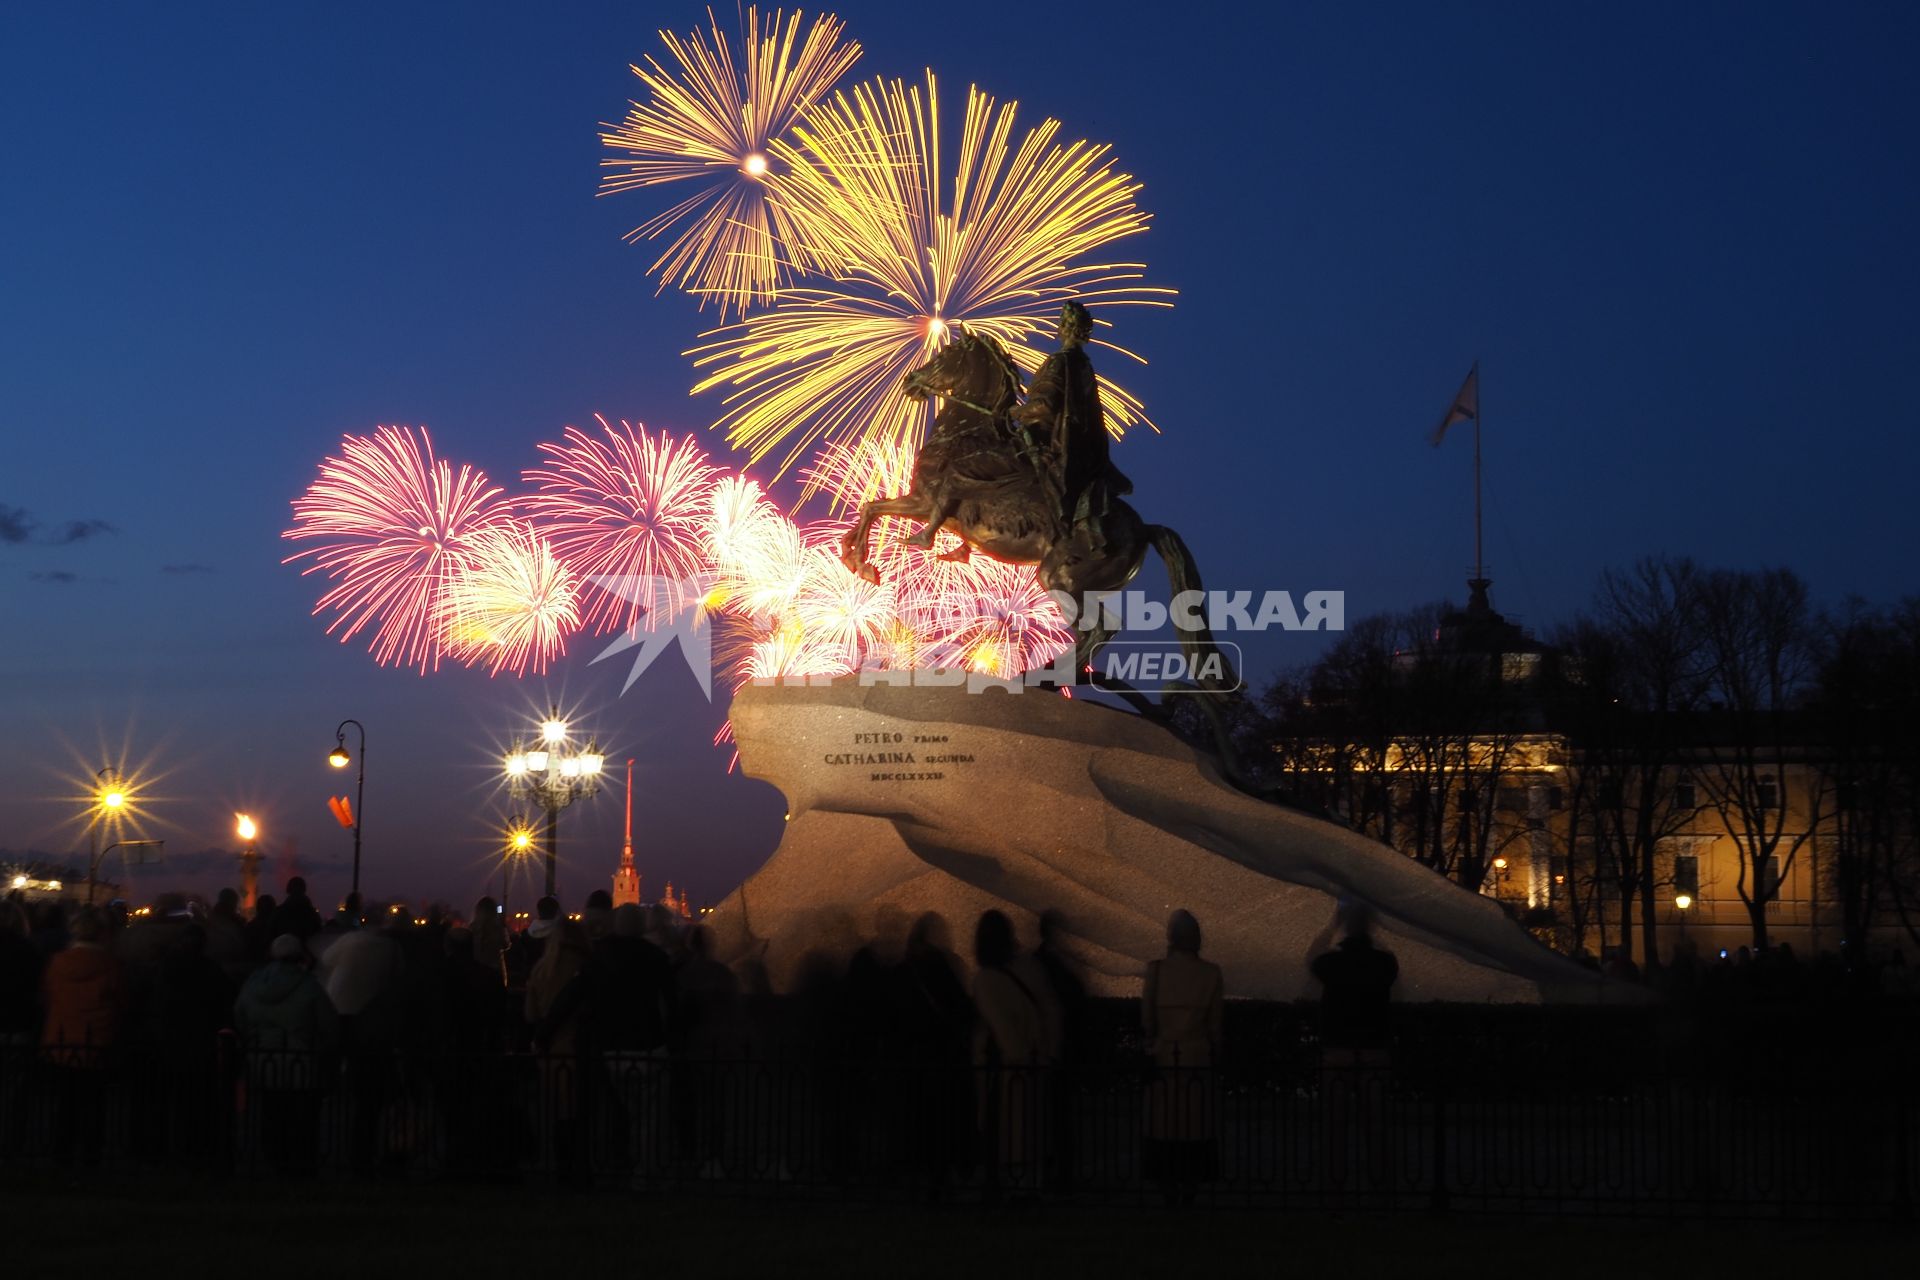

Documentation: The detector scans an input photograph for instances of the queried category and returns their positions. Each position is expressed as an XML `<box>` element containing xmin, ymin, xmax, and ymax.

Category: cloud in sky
<box><xmin>0</xmin><ymin>505</ymin><xmax>34</xmax><ymax>544</ymax></box>
<box><xmin>48</xmin><ymin>518</ymin><xmax>116</xmax><ymax>544</ymax></box>
<box><xmin>0</xmin><ymin>504</ymin><xmax>118</xmax><ymax>546</ymax></box>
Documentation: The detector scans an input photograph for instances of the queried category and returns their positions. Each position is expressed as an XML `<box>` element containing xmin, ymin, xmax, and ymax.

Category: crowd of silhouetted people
<box><xmin>8</xmin><ymin>875</ymin><xmax>1912</xmax><ymax>1198</ymax></box>
<box><xmin>6</xmin><ymin>878</ymin><xmax>1359</xmax><ymax>1198</ymax></box>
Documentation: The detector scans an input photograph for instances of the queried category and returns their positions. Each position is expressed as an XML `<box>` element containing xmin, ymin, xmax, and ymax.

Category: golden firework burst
<box><xmin>599</xmin><ymin>7</ymin><xmax>861</xmax><ymax>315</ymax></box>
<box><xmin>687</xmin><ymin>71</ymin><xmax>1174</xmax><ymax>490</ymax></box>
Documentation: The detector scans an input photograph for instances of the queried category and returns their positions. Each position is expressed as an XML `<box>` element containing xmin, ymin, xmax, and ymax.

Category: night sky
<box><xmin>3</xmin><ymin>2</ymin><xmax>1915</xmax><ymax>908</ymax></box>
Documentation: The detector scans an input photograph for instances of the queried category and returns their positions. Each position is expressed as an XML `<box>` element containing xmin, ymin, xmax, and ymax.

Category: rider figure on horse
<box><xmin>1013</xmin><ymin>300</ymin><xmax>1133</xmax><ymax>549</ymax></box>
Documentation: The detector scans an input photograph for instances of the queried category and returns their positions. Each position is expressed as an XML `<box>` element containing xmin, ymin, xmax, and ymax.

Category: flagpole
<box><xmin>1473</xmin><ymin>360</ymin><xmax>1483</xmax><ymax>584</ymax></box>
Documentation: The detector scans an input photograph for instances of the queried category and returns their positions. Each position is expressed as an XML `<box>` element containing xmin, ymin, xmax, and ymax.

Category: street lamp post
<box><xmin>88</xmin><ymin>767</ymin><xmax>129</xmax><ymax>906</ymax></box>
<box><xmin>504</xmin><ymin>710</ymin><xmax>603</xmax><ymax>900</ymax></box>
<box><xmin>329</xmin><ymin>720</ymin><xmax>366</xmax><ymax>896</ymax></box>
<box><xmin>89</xmin><ymin>840</ymin><xmax>163</xmax><ymax>904</ymax></box>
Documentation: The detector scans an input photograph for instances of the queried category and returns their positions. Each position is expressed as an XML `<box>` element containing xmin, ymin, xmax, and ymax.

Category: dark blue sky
<box><xmin>3</xmin><ymin>2</ymin><xmax>1915</xmax><ymax>906</ymax></box>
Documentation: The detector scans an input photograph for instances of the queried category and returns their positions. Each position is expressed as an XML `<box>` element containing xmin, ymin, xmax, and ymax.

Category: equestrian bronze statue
<box><xmin>838</xmin><ymin>302</ymin><xmax>1236</xmax><ymax>700</ymax></box>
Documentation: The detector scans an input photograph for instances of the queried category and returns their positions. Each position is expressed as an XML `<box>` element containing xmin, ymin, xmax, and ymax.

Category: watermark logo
<box><xmin>587</xmin><ymin>574</ymin><xmax>717</xmax><ymax>698</ymax></box>
<box><xmin>587</xmin><ymin>576</ymin><xmax>1337</xmax><ymax>701</ymax></box>
<box><xmin>1050</xmin><ymin>589</ymin><xmax>1344</xmax><ymax>634</ymax></box>
<box><xmin>1094</xmin><ymin>640</ymin><xmax>1244</xmax><ymax>690</ymax></box>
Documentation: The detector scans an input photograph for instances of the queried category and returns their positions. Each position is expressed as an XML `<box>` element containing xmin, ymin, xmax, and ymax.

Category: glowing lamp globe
<box><xmin>235</xmin><ymin>813</ymin><xmax>257</xmax><ymax>842</ymax></box>
<box><xmin>328</xmin><ymin>746</ymin><xmax>351</xmax><ymax>769</ymax></box>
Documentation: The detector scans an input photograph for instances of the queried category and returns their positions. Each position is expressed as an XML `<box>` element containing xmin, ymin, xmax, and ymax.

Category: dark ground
<box><xmin>0</xmin><ymin>1176</ymin><xmax>1910</xmax><ymax>1279</ymax></box>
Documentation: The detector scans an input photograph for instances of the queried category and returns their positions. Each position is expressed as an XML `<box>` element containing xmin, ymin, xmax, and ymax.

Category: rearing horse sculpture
<box><xmin>839</xmin><ymin>329</ymin><xmax>1236</xmax><ymax>698</ymax></box>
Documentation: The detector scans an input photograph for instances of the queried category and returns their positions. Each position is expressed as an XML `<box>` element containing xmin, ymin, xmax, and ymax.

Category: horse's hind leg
<box><xmin>904</xmin><ymin>484</ymin><xmax>955</xmax><ymax>551</ymax></box>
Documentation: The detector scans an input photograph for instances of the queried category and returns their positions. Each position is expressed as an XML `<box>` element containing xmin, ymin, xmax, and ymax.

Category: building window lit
<box><xmin>1500</xmin><ymin>652</ymin><xmax>1539</xmax><ymax>682</ymax></box>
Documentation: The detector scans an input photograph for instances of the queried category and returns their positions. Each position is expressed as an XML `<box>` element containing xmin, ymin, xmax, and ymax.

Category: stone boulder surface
<box><xmin>708</xmin><ymin>678</ymin><xmax>1615</xmax><ymax>1003</ymax></box>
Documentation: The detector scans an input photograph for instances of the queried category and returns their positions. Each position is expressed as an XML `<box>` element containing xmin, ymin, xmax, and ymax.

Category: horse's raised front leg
<box><xmin>839</xmin><ymin>506</ymin><xmax>879</xmax><ymax>581</ymax></box>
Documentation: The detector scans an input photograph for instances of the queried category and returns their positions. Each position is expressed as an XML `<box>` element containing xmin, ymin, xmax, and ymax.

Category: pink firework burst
<box><xmin>283</xmin><ymin>425</ymin><xmax>512</xmax><ymax>671</ymax></box>
<box><xmin>522</xmin><ymin>415</ymin><xmax>722</xmax><ymax>634</ymax></box>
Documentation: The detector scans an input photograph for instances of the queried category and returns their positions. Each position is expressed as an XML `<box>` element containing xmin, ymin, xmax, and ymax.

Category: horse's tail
<box><xmin>1146</xmin><ymin>524</ymin><xmax>1239</xmax><ymax>695</ymax></box>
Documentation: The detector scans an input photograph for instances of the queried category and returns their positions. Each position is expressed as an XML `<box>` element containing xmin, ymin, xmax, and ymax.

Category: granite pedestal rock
<box><xmin>710</xmin><ymin>678</ymin><xmax>1614</xmax><ymax>1002</ymax></box>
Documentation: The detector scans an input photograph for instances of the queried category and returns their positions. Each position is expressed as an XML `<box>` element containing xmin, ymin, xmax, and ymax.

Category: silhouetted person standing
<box><xmin>971</xmin><ymin>911</ymin><xmax>1051</xmax><ymax>1198</ymax></box>
<box><xmin>151</xmin><ymin>925</ymin><xmax>234</xmax><ymax>1167</ymax></box>
<box><xmin>234</xmin><ymin>934</ymin><xmax>338</xmax><ymax>1176</ymax></box>
<box><xmin>41</xmin><ymin>908</ymin><xmax>124</xmax><ymax>1164</ymax></box>
<box><xmin>204</xmin><ymin>888</ymin><xmax>250</xmax><ymax>984</ymax></box>
<box><xmin>526</xmin><ymin>918</ymin><xmax>595</xmax><ymax>1187</ymax></box>
<box><xmin>244</xmin><ymin>894</ymin><xmax>278</xmax><ymax>965</ymax></box>
<box><xmin>1310</xmin><ymin>902</ymin><xmax>1398</xmax><ymax>1051</ymax></box>
<box><xmin>1308</xmin><ymin>900</ymin><xmax>1398</xmax><ymax>1199</ymax></box>
<box><xmin>1142</xmin><ymin>909</ymin><xmax>1224</xmax><ymax>1205</ymax></box>
<box><xmin>596</xmin><ymin>904</ymin><xmax>675</xmax><ymax>1180</ymax></box>
<box><xmin>269</xmin><ymin>877</ymin><xmax>323</xmax><ymax>944</ymax></box>
<box><xmin>1034</xmin><ymin>909</ymin><xmax>1089</xmax><ymax>1191</ymax></box>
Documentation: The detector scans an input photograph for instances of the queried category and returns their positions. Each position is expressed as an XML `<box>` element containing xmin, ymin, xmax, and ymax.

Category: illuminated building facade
<box><xmin>1268</xmin><ymin>579</ymin><xmax>1913</xmax><ymax>967</ymax></box>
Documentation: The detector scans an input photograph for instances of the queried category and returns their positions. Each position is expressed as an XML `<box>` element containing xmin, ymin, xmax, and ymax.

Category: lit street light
<box><xmin>504</xmin><ymin>709</ymin><xmax>603</xmax><ymax>898</ymax></box>
<box><xmin>236</xmin><ymin>812</ymin><xmax>262</xmax><ymax>911</ymax></box>
<box><xmin>329</xmin><ymin>719</ymin><xmax>367</xmax><ymax>895</ymax></box>
<box><xmin>500</xmin><ymin>815</ymin><xmax>535</xmax><ymax>922</ymax></box>
<box><xmin>87</xmin><ymin>766</ymin><xmax>130</xmax><ymax>905</ymax></box>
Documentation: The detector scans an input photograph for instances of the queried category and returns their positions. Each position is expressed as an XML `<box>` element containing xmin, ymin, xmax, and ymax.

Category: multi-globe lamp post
<box><xmin>504</xmin><ymin>713</ymin><xmax>603</xmax><ymax>899</ymax></box>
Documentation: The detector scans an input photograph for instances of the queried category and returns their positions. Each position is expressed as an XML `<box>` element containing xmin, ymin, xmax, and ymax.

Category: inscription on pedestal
<box><xmin>821</xmin><ymin>730</ymin><xmax>977</xmax><ymax>782</ymax></box>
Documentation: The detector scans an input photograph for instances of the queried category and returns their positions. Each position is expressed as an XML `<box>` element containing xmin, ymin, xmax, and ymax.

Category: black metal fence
<box><xmin>3</xmin><ymin>1008</ymin><xmax>1914</xmax><ymax>1218</ymax></box>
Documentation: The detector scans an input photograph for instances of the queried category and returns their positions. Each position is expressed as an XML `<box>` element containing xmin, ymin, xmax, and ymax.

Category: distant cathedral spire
<box><xmin>612</xmin><ymin>758</ymin><xmax>640</xmax><ymax>907</ymax></box>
